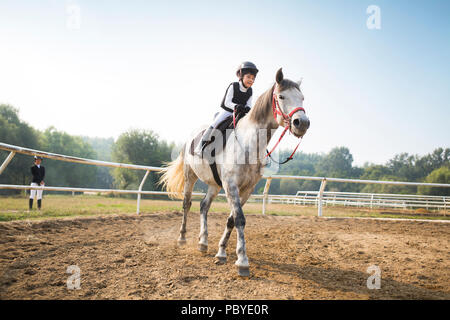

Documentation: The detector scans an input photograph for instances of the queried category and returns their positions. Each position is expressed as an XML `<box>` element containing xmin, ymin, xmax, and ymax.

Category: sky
<box><xmin>0</xmin><ymin>0</ymin><xmax>449</xmax><ymax>166</ymax></box>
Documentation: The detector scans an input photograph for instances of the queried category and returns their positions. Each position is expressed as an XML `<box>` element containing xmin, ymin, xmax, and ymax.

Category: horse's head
<box><xmin>272</xmin><ymin>68</ymin><xmax>310</xmax><ymax>138</ymax></box>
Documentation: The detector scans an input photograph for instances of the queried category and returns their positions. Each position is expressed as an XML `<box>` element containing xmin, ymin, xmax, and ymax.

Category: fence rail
<box><xmin>263</xmin><ymin>191</ymin><xmax>450</xmax><ymax>210</ymax></box>
<box><xmin>1</xmin><ymin>142</ymin><xmax>449</xmax><ymax>216</ymax></box>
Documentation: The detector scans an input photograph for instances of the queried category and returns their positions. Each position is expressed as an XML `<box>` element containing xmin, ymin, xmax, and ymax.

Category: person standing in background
<box><xmin>29</xmin><ymin>156</ymin><xmax>45</xmax><ymax>210</ymax></box>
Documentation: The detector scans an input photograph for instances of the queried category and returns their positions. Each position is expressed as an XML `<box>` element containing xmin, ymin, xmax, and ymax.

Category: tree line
<box><xmin>0</xmin><ymin>104</ymin><xmax>173</xmax><ymax>195</ymax></box>
<box><xmin>1</xmin><ymin>104</ymin><xmax>448</xmax><ymax>196</ymax></box>
<box><xmin>255</xmin><ymin>147</ymin><xmax>449</xmax><ymax>196</ymax></box>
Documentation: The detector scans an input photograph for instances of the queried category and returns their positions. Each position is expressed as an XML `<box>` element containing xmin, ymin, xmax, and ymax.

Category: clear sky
<box><xmin>0</xmin><ymin>0</ymin><xmax>449</xmax><ymax>166</ymax></box>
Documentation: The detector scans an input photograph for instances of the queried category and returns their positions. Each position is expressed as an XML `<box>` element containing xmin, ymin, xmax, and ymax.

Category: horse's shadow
<box><xmin>250</xmin><ymin>258</ymin><xmax>449</xmax><ymax>300</ymax></box>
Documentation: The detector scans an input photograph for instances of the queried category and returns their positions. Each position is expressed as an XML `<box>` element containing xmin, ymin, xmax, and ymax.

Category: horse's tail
<box><xmin>158</xmin><ymin>145</ymin><xmax>186</xmax><ymax>200</ymax></box>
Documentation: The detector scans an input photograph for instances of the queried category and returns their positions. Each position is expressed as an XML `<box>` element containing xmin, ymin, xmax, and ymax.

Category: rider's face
<box><xmin>242</xmin><ymin>73</ymin><xmax>255</xmax><ymax>88</ymax></box>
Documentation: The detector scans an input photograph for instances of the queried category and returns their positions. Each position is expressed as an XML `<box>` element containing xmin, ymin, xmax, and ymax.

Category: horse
<box><xmin>159</xmin><ymin>68</ymin><xmax>310</xmax><ymax>277</ymax></box>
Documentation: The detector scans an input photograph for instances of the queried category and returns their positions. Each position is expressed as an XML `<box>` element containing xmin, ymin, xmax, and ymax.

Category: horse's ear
<box><xmin>276</xmin><ymin>68</ymin><xmax>284</xmax><ymax>84</ymax></box>
<box><xmin>297</xmin><ymin>78</ymin><xmax>303</xmax><ymax>87</ymax></box>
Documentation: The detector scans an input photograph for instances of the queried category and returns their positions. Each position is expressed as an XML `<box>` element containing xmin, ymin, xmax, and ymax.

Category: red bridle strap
<box><xmin>265</xmin><ymin>87</ymin><xmax>305</xmax><ymax>161</ymax></box>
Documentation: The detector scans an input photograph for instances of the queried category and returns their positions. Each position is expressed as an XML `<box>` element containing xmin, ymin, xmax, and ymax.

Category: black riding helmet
<box><xmin>236</xmin><ymin>61</ymin><xmax>259</xmax><ymax>79</ymax></box>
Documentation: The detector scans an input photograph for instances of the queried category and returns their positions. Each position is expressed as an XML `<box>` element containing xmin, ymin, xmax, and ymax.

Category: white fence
<box><xmin>1</xmin><ymin>142</ymin><xmax>449</xmax><ymax>216</ymax></box>
<box><xmin>262</xmin><ymin>191</ymin><xmax>448</xmax><ymax>211</ymax></box>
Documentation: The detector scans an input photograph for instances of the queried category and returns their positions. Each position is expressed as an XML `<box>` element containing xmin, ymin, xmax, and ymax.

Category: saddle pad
<box><xmin>188</xmin><ymin>114</ymin><xmax>237</xmax><ymax>156</ymax></box>
<box><xmin>187</xmin><ymin>113</ymin><xmax>245</xmax><ymax>187</ymax></box>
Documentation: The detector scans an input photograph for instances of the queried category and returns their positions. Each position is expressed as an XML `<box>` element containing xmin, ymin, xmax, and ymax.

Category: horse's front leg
<box><xmin>198</xmin><ymin>185</ymin><xmax>220</xmax><ymax>252</ymax></box>
<box><xmin>215</xmin><ymin>188</ymin><xmax>252</xmax><ymax>265</ymax></box>
<box><xmin>215</xmin><ymin>210</ymin><xmax>234</xmax><ymax>264</ymax></box>
<box><xmin>223</xmin><ymin>182</ymin><xmax>250</xmax><ymax>277</ymax></box>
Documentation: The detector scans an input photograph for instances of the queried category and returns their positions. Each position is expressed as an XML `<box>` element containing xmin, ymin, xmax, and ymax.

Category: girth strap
<box><xmin>209</xmin><ymin>147</ymin><xmax>222</xmax><ymax>187</ymax></box>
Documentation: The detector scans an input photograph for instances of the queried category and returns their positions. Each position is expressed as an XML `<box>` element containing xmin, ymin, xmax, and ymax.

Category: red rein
<box><xmin>265</xmin><ymin>87</ymin><xmax>305</xmax><ymax>161</ymax></box>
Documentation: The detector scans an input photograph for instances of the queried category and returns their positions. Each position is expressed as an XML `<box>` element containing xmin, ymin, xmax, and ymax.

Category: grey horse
<box><xmin>159</xmin><ymin>68</ymin><xmax>310</xmax><ymax>277</ymax></box>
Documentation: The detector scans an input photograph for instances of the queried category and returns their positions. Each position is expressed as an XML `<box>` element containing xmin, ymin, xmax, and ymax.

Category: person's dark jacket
<box><xmin>31</xmin><ymin>165</ymin><xmax>45</xmax><ymax>184</ymax></box>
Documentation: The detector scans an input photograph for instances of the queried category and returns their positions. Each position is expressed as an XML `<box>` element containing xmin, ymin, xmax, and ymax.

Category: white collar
<box><xmin>238</xmin><ymin>81</ymin><xmax>248</xmax><ymax>92</ymax></box>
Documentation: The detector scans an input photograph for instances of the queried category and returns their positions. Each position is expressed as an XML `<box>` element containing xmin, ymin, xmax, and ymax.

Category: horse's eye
<box><xmin>279</xmin><ymin>95</ymin><xmax>285</xmax><ymax>100</ymax></box>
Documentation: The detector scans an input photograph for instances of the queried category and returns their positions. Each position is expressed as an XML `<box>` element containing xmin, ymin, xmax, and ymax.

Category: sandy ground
<box><xmin>0</xmin><ymin>211</ymin><xmax>449</xmax><ymax>300</ymax></box>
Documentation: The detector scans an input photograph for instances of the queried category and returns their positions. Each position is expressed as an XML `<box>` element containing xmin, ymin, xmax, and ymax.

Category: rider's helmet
<box><xmin>34</xmin><ymin>156</ymin><xmax>43</xmax><ymax>161</ymax></box>
<box><xmin>236</xmin><ymin>61</ymin><xmax>259</xmax><ymax>79</ymax></box>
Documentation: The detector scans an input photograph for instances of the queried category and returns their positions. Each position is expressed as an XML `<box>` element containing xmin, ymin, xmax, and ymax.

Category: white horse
<box><xmin>159</xmin><ymin>68</ymin><xmax>310</xmax><ymax>276</ymax></box>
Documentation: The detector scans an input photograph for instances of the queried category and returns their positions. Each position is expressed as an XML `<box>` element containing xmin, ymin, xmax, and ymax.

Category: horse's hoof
<box><xmin>237</xmin><ymin>266</ymin><xmax>250</xmax><ymax>277</ymax></box>
<box><xmin>177</xmin><ymin>239</ymin><xmax>187</xmax><ymax>246</ymax></box>
<box><xmin>198</xmin><ymin>243</ymin><xmax>208</xmax><ymax>252</ymax></box>
<box><xmin>215</xmin><ymin>256</ymin><xmax>227</xmax><ymax>265</ymax></box>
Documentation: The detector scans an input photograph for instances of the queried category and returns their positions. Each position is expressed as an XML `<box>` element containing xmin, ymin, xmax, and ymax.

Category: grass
<box><xmin>0</xmin><ymin>194</ymin><xmax>448</xmax><ymax>222</ymax></box>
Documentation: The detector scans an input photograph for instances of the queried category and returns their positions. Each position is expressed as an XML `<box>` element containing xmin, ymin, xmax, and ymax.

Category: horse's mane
<box><xmin>248</xmin><ymin>79</ymin><xmax>300</xmax><ymax>123</ymax></box>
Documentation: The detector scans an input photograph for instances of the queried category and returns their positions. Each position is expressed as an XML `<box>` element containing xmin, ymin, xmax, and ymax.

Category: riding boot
<box><xmin>29</xmin><ymin>199</ymin><xmax>33</xmax><ymax>210</ymax></box>
<box><xmin>194</xmin><ymin>126</ymin><xmax>215</xmax><ymax>156</ymax></box>
<box><xmin>37</xmin><ymin>199</ymin><xmax>42</xmax><ymax>210</ymax></box>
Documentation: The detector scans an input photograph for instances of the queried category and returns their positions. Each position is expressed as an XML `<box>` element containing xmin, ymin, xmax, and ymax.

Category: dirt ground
<box><xmin>0</xmin><ymin>211</ymin><xmax>449</xmax><ymax>300</ymax></box>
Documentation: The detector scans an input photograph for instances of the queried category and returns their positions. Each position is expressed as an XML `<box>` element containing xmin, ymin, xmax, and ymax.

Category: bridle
<box><xmin>265</xmin><ymin>85</ymin><xmax>305</xmax><ymax>164</ymax></box>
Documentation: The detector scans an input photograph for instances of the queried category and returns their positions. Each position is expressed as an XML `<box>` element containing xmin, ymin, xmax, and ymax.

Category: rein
<box><xmin>265</xmin><ymin>85</ymin><xmax>305</xmax><ymax>164</ymax></box>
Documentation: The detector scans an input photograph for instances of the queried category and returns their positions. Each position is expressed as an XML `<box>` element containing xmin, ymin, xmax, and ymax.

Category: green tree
<box><xmin>279</xmin><ymin>180</ymin><xmax>302</xmax><ymax>195</ymax></box>
<box><xmin>316</xmin><ymin>147</ymin><xmax>361</xmax><ymax>192</ymax></box>
<box><xmin>81</xmin><ymin>136</ymin><xmax>115</xmax><ymax>189</ymax></box>
<box><xmin>418</xmin><ymin>166</ymin><xmax>450</xmax><ymax>196</ymax></box>
<box><xmin>39</xmin><ymin>127</ymin><xmax>97</xmax><ymax>188</ymax></box>
<box><xmin>111</xmin><ymin>129</ymin><xmax>174</xmax><ymax>192</ymax></box>
<box><xmin>0</xmin><ymin>105</ymin><xmax>41</xmax><ymax>194</ymax></box>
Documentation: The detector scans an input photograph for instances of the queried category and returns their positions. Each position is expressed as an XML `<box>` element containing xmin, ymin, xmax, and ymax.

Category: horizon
<box><xmin>2</xmin><ymin>104</ymin><xmax>447</xmax><ymax>169</ymax></box>
<box><xmin>1</xmin><ymin>0</ymin><xmax>449</xmax><ymax>167</ymax></box>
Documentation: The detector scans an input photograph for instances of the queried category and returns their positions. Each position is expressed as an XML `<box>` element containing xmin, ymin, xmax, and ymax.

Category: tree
<box><xmin>279</xmin><ymin>180</ymin><xmax>302</xmax><ymax>195</ymax></box>
<box><xmin>81</xmin><ymin>136</ymin><xmax>115</xmax><ymax>189</ymax></box>
<box><xmin>316</xmin><ymin>147</ymin><xmax>354</xmax><ymax>177</ymax></box>
<box><xmin>415</xmin><ymin>148</ymin><xmax>450</xmax><ymax>178</ymax></box>
<box><xmin>316</xmin><ymin>147</ymin><xmax>361</xmax><ymax>192</ymax></box>
<box><xmin>418</xmin><ymin>166</ymin><xmax>450</xmax><ymax>196</ymax></box>
<box><xmin>39</xmin><ymin>127</ymin><xmax>97</xmax><ymax>188</ymax></box>
<box><xmin>111</xmin><ymin>129</ymin><xmax>174</xmax><ymax>192</ymax></box>
<box><xmin>0</xmin><ymin>105</ymin><xmax>41</xmax><ymax>193</ymax></box>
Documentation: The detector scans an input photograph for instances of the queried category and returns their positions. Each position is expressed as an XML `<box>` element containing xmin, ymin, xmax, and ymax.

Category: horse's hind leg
<box><xmin>198</xmin><ymin>185</ymin><xmax>220</xmax><ymax>252</ymax></box>
<box><xmin>178</xmin><ymin>166</ymin><xmax>197</xmax><ymax>245</ymax></box>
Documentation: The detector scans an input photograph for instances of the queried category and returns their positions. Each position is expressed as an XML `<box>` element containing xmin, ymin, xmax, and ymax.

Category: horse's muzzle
<box><xmin>292</xmin><ymin>116</ymin><xmax>310</xmax><ymax>137</ymax></box>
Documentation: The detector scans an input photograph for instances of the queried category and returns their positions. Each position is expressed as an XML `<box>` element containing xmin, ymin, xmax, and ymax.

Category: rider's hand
<box><xmin>244</xmin><ymin>106</ymin><xmax>251</xmax><ymax>114</ymax></box>
<box><xmin>234</xmin><ymin>104</ymin><xmax>245</xmax><ymax>114</ymax></box>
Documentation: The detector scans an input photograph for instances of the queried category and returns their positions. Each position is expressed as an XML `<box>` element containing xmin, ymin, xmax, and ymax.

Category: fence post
<box><xmin>262</xmin><ymin>178</ymin><xmax>272</xmax><ymax>215</ymax></box>
<box><xmin>136</xmin><ymin>170</ymin><xmax>150</xmax><ymax>215</ymax></box>
<box><xmin>317</xmin><ymin>178</ymin><xmax>327</xmax><ymax>217</ymax></box>
<box><xmin>0</xmin><ymin>151</ymin><xmax>15</xmax><ymax>175</ymax></box>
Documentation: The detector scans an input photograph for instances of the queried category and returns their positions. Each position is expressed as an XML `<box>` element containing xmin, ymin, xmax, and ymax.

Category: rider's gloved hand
<box><xmin>244</xmin><ymin>106</ymin><xmax>251</xmax><ymax>114</ymax></box>
<box><xmin>234</xmin><ymin>104</ymin><xmax>245</xmax><ymax>114</ymax></box>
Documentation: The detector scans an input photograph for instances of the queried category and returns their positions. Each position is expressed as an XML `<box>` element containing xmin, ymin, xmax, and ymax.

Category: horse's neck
<box><xmin>234</xmin><ymin>87</ymin><xmax>279</xmax><ymax>159</ymax></box>
<box><xmin>238</xmin><ymin>86</ymin><xmax>278</xmax><ymax>140</ymax></box>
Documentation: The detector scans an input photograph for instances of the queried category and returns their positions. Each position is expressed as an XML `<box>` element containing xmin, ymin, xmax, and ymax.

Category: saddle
<box><xmin>189</xmin><ymin>112</ymin><xmax>245</xmax><ymax>156</ymax></box>
<box><xmin>189</xmin><ymin>112</ymin><xmax>246</xmax><ymax>187</ymax></box>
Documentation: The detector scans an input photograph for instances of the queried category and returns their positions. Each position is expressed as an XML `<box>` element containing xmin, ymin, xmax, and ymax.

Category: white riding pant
<box><xmin>211</xmin><ymin>110</ymin><xmax>233</xmax><ymax>128</ymax></box>
<box><xmin>195</xmin><ymin>110</ymin><xmax>233</xmax><ymax>153</ymax></box>
<box><xmin>30</xmin><ymin>182</ymin><xmax>43</xmax><ymax>200</ymax></box>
